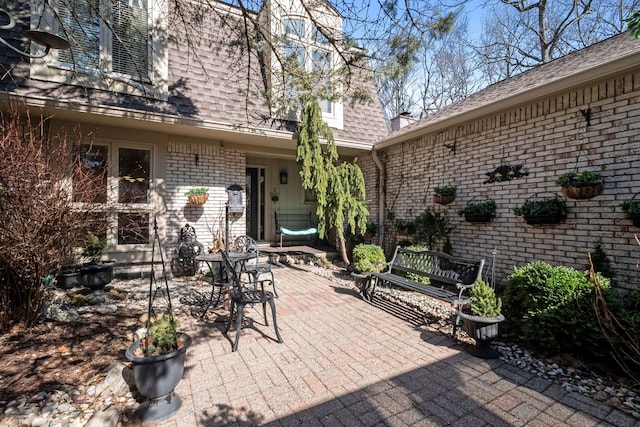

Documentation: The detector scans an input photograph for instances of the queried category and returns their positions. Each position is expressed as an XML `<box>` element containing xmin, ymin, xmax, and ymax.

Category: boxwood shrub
<box><xmin>503</xmin><ymin>261</ymin><xmax>619</xmax><ymax>362</ymax></box>
<box><xmin>352</xmin><ymin>244</ymin><xmax>386</xmax><ymax>274</ymax></box>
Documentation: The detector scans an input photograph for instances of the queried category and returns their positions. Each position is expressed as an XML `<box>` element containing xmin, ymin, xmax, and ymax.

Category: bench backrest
<box><xmin>275</xmin><ymin>212</ymin><xmax>314</xmax><ymax>231</ymax></box>
<box><xmin>389</xmin><ymin>247</ymin><xmax>484</xmax><ymax>287</ymax></box>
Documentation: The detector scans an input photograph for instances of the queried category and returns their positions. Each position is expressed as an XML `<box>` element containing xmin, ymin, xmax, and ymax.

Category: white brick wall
<box><xmin>369</xmin><ymin>70</ymin><xmax>640</xmax><ymax>292</ymax></box>
<box><xmin>166</xmin><ymin>141</ymin><xmax>246</xmax><ymax>253</ymax></box>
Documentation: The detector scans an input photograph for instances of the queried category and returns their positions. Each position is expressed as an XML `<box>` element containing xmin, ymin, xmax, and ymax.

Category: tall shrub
<box><xmin>297</xmin><ymin>96</ymin><xmax>368</xmax><ymax>267</ymax></box>
<box><xmin>503</xmin><ymin>261</ymin><xmax>616</xmax><ymax>361</ymax></box>
<box><xmin>0</xmin><ymin>108</ymin><xmax>107</xmax><ymax>332</ymax></box>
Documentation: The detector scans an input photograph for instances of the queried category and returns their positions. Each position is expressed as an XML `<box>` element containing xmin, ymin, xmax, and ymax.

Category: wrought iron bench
<box><xmin>274</xmin><ymin>212</ymin><xmax>318</xmax><ymax>247</ymax></box>
<box><xmin>368</xmin><ymin>246</ymin><xmax>484</xmax><ymax>335</ymax></box>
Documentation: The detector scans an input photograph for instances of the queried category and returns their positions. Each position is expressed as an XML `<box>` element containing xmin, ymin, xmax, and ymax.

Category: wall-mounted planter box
<box><xmin>556</xmin><ymin>171</ymin><xmax>603</xmax><ymax>200</ymax></box>
<box><xmin>434</xmin><ymin>194</ymin><xmax>456</xmax><ymax>205</ymax></box>
<box><xmin>522</xmin><ymin>214</ymin><xmax>566</xmax><ymax>225</ymax></box>
<box><xmin>433</xmin><ymin>186</ymin><xmax>457</xmax><ymax>205</ymax></box>
<box><xmin>561</xmin><ymin>183</ymin><xmax>603</xmax><ymax>200</ymax></box>
<box><xmin>622</xmin><ymin>200</ymin><xmax>640</xmax><ymax>227</ymax></box>
<box><xmin>514</xmin><ymin>197</ymin><xmax>567</xmax><ymax>226</ymax></box>
<box><xmin>187</xmin><ymin>194</ymin><xmax>208</xmax><ymax>205</ymax></box>
<box><xmin>458</xmin><ymin>200</ymin><xmax>496</xmax><ymax>223</ymax></box>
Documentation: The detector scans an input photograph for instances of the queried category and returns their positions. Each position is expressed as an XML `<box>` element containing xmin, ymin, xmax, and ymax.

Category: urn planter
<box><xmin>458</xmin><ymin>311</ymin><xmax>505</xmax><ymax>359</ymax></box>
<box><xmin>126</xmin><ymin>333</ymin><xmax>192</xmax><ymax>423</ymax></box>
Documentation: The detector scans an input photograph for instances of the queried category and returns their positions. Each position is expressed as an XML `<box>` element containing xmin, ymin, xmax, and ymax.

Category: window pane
<box><xmin>112</xmin><ymin>0</ymin><xmax>149</xmax><ymax>79</ymax></box>
<box><xmin>73</xmin><ymin>144</ymin><xmax>108</xmax><ymax>203</ymax></box>
<box><xmin>118</xmin><ymin>147</ymin><xmax>150</xmax><ymax>203</ymax></box>
<box><xmin>284</xmin><ymin>40</ymin><xmax>305</xmax><ymax>66</ymax></box>
<box><xmin>118</xmin><ymin>212</ymin><xmax>149</xmax><ymax>244</ymax></box>
<box><xmin>312</xmin><ymin>25</ymin><xmax>328</xmax><ymax>44</ymax></box>
<box><xmin>58</xmin><ymin>0</ymin><xmax>101</xmax><ymax>69</ymax></box>
<box><xmin>312</xmin><ymin>49</ymin><xmax>332</xmax><ymax>113</ymax></box>
<box><xmin>284</xmin><ymin>18</ymin><xmax>304</xmax><ymax>38</ymax></box>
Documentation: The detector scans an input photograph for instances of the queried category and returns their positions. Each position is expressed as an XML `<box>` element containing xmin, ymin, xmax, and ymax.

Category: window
<box><xmin>73</xmin><ymin>142</ymin><xmax>153</xmax><ymax>247</ymax></box>
<box><xmin>31</xmin><ymin>0</ymin><xmax>168</xmax><ymax>99</ymax></box>
<box><xmin>280</xmin><ymin>16</ymin><xmax>343</xmax><ymax>129</ymax></box>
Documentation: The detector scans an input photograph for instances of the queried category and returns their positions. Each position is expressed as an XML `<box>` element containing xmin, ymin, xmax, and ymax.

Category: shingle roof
<box><xmin>0</xmin><ymin>0</ymin><xmax>388</xmax><ymax>149</ymax></box>
<box><xmin>377</xmin><ymin>32</ymin><xmax>640</xmax><ymax>148</ymax></box>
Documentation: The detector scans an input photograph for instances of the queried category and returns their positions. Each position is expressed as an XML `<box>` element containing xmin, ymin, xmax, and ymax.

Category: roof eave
<box><xmin>374</xmin><ymin>50</ymin><xmax>640</xmax><ymax>151</ymax></box>
<box><xmin>0</xmin><ymin>91</ymin><xmax>371</xmax><ymax>155</ymax></box>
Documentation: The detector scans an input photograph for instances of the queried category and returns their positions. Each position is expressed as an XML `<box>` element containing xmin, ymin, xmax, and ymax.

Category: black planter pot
<box><xmin>79</xmin><ymin>262</ymin><xmax>115</xmax><ymax>290</ymax></box>
<box><xmin>458</xmin><ymin>312</ymin><xmax>505</xmax><ymax>359</ymax></box>
<box><xmin>464</xmin><ymin>213</ymin><xmax>495</xmax><ymax>223</ymax></box>
<box><xmin>523</xmin><ymin>214</ymin><xmax>565</xmax><ymax>225</ymax></box>
<box><xmin>126</xmin><ymin>333</ymin><xmax>192</xmax><ymax>423</ymax></box>
<box><xmin>351</xmin><ymin>272</ymin><xmax>374</xmax><ymax>301</ymax></box>
<box><xmin>55</xmin><ymin>269</ymin><xmax>81</xmax><ymax>289</ymax></box>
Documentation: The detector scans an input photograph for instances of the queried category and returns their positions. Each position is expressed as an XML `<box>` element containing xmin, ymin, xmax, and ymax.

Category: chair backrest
<box><xmin>232</xmin><ymin>235</ymin><xmax>259</xmax><ymax>269</ymax></box>
<box><xmin>220</xmin><ymin>251</ymin><xmax>243</xmax><ymax>295</ymax></box>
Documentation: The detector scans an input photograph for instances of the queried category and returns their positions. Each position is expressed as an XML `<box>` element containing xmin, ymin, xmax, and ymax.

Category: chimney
<box><xmin>390</xmin><ymin>112</ymin><xmax>415</xmax><ymax>132</ymax></box>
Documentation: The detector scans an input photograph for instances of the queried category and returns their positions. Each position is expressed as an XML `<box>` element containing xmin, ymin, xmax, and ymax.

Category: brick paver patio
<box><xmin>150</xmin><ymin>264</ymin><xmax>638</xmax><ymax>427</ymax></box>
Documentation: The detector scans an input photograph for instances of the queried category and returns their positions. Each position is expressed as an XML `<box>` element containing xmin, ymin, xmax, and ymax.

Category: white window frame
<box><xmin>280</xmin><ymin>14</ymin><xmax>343</xmax><ymax>129</ymax></box>
<box><xmin>30</xmin><ymin>0</ymin><xmax>168</xmax><ymax>100</ymax></box>
<box><xmin>74</xmin><ymin>140</ymin><xmax>155</xmax><ymax>251</ymax></box>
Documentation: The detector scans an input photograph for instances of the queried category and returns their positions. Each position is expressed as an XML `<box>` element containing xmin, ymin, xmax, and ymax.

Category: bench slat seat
<box><xmin>369</xmin><ymin>247</ymin><xmax>484</xmax><ymax>336</ymax></box>
<box><xmin>274</xmin><ymin>212</ymin><xmax>318</xmax><ymax>247</ymax></box>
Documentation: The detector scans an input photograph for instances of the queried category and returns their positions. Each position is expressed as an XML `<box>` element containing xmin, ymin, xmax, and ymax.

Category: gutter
<box><xmin>371</xmin><ymin>149</ymin><xmax>385</xmax><ymax>247</ymax></box>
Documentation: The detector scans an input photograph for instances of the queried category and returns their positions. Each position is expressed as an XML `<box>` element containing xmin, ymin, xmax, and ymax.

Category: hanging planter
<box><xmin>514</xmin><ymin>195</ymin><xmax>567</xmax><ymax>225</ymax></box>
<box><xmin>622</xmin><ymin>199</ymin><xmax>640</xmax><ymax>227</ymax></box>
<box><xmin>556</xmin><ymin>171</ymin><xmax>604</xmax><ymax>200</ymax></box>
<box><xmin>433</xmin><ymin>185</ymin><xmax>457</xmax><ymax>205</ymax></box>
<box><xmin>185</xmin><ymin>187</ymin><xmax>208</xmax><ymax>205</ymax></box>
<box><xmin>457</xmin><ymin>199</ymin><xmax>496</xmax><ymax>223</ymax></box>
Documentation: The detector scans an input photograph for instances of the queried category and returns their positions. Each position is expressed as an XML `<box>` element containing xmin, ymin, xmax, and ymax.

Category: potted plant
<box><xmin>185</xmin><ymin>187</ymin><xmax>208</xmax><ymax>205</ymax></box>
<box><xmin>126</xmin><ymin>313</ymin><xmax>192</xmax><ymax>423</ymax></box>
<box><xmin>457</xmin><ymin>200</ymin><xmax>496</xmax><ymax>223</ymax></box>
<box><xmin>351</xmin><ymin>243</ymin><xmax>386</xmax><ymax>300</ymax></box>
<box><xmin>514</xmin><ymin>197</ymin><xmax>567</xmax><ymax>225</ymax></box>
<box><xmin>125</xmin><ymin>220</ymin><xmax>192</xmax><ymax>423</ymax></box>
<box><xmin>78</xmin><ymin>231</ymin><xmax>115</xmax><ymax>290</ymax></box>
<box><xmin>621</xmin><ymin>200</ymin><xmax>640</xmax><ymax>227</ymax></box>
<box><xmin>556</xmin><ymin>170</ymin><xmax>603</xmax><ymax>200</ymax></box>
<box><xmin>457</xmin><ymin>279</ymin><xmax>505</xmax><ymax>359</ymax></box>
<box><xmin>433</xmin><ymin>185</ymin><xmax>457</xmax><ymax>205</ymax></box>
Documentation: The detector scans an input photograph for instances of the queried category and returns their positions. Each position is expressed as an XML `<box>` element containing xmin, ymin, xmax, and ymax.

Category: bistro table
<box><xmin>194</xmin><ymin>251</ymin><xmax>254</xmax><ymax>319</ymax></box>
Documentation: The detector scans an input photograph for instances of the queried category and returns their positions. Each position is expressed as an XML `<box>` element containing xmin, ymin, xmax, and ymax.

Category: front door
<box><xmin>245</xmin><ymin>167</ymin><xmax>265</xmax><ymax>240</ymax></box>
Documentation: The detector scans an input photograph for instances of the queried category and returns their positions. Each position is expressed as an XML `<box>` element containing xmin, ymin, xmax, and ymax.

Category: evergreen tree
<box><xmin>296</xmin><ymin>96</ymin><xmax>368</xmax><ymax>266</ymax></box>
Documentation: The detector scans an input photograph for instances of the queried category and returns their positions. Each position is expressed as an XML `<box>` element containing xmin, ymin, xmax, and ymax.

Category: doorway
<box><xmin>245</xmin><ymin>167</ymin><xmax>265</xmax><ymax>240</ymax></box>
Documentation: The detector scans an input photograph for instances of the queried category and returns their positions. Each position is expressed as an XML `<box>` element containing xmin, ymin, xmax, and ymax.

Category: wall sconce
<box><xmin>280</xmin><ymin>171</ymin><xmax>288</xmax><ymax>185</ymax></box>
<box><xmin>0</xmin><ymin>8</ymin><xmax>71</xmax><ymax>58</ymax></box>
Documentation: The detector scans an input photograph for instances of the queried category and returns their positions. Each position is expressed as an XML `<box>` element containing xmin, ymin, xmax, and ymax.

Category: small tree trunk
<box><xmin>337</xmin><ymin>236</ymin><xmax>350</xmax><ymax>267</ymax></box>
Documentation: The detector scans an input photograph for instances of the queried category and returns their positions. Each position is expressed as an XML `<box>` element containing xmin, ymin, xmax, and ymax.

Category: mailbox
<box><xmin>227</xmin><ymin>184</ymin><xmax>244</xmax><ymax>213</ymax></box>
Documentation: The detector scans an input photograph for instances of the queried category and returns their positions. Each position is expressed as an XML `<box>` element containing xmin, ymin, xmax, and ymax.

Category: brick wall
<box><xmin>372</xmin><ymin>71</ymin><xmax>640</xmax><ymax>292</ymax></box>
<box><xmin>166</xmin><ymin>141</ymin><xmax>246</xmax><ymax>252</ymax></box>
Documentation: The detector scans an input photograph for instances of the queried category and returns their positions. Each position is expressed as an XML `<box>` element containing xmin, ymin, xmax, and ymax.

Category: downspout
<box><xmin>371</xmin><ymin>149</ymin><xmax>385</xmax><ymax>248</ymax></box>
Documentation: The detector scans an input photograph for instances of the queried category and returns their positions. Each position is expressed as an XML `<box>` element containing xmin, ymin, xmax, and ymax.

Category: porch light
<box><xmin>0</xmin><ymin>8</ymin><xmax>70</xmax><ymax>58</ymax></box>
<box><xmin>280</xmin><ymin>171</ymin><xmax>288</xmax><ymax>185</ymax></box>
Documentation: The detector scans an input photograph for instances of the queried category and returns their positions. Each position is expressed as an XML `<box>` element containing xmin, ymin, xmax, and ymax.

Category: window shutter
<box><xmin>112</xmin><ymin>0</ymin><xmax>149</xmax><ymax>80</ymax></box>
<box><xmin>57</xmin><ymin>0</ymin><xmax>101</xmax><ymax>69</ymax></box>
